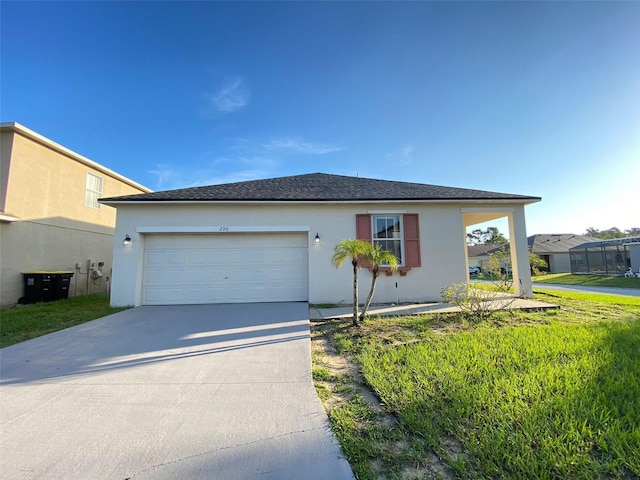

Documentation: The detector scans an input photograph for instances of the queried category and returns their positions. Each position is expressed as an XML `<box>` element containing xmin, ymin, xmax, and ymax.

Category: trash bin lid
<box><xmin>22</xmin><ymin>271</ymin><xmax>75</xmax><ymax>274</ymax></box>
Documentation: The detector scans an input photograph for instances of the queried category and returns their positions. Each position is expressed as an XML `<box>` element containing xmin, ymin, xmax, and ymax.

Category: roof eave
<box><xmin>100</xmin><ymin>197</ymin><xmax>541</xmax><ymax>207</ymax></box>
<box><xmin>1</xmin><ymin>122</ymin><xmax>152</xmax><ymax>194</ymax></box>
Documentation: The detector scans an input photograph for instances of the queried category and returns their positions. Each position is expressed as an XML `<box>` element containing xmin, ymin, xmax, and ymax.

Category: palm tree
<box><xmin>331</xmin><ymin>239</ymin><xmax>373</xmax><ymax>327</ymax></box>
<box><xmin>359</xmin><ymin>244</ymin><xmax>398</xmax><ymax>322</ymax></box>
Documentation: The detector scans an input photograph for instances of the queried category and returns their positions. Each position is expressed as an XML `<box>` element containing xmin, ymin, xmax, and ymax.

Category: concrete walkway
<box><xmin>310</xmin><ymin>296</ymin><xmax>558</xmax><ymax>320</ymax></box>
<box><xmin>531</xmin><ymin>282</ymin><xmax>640</xmax><ymax>297</ymax></box>
<box><xmin>0</xmin><ymin>303</ymin><xmax>354</xmax><ymax>480</ymax></box>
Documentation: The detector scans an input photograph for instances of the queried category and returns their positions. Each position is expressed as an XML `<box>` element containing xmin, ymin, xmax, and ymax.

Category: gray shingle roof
<box><xmin>100</xmin><ymin>173</ymin><xmax>540</xmax><ymax>203</ymax></box>
<box><xmin>467</xmin><ymin>244</ymin><xmax>508</xmax><ymax>257</ymax></box>
<box><xmin>528</xmin><ymin>234</ymin><xmax>598</xmax><ymax>254</ymax></box>
<box><xmin>569</xmin><ymin>236</ymin><xmax>640</xmax><ymax>250</ymax></box>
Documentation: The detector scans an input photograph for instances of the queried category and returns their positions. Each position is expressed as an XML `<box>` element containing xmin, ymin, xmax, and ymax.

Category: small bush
<box><xmin>441</xmin><ymin>283</ymin><xmax>515</xmax><ymax>322</ymax></box>
<box><xmin>488</xmin><ymin>248</ymin><xmax>513</xmax><ymax>292</ymax></box>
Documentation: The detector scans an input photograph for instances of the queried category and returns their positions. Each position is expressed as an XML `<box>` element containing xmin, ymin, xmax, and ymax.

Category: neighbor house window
<box><xmin>85</xmin><ymin>173</ymin><xmax>103</xmax><ymax>209</ymax></box>
<box><xmin>356</xmin><ymin>213</ymin><xmax>421</xmax><ymax>272</ymax></box>
<box><xmin>372</xmin><ymin>215</ymin><xmax>403</xmax><ymax>264</ymax></box>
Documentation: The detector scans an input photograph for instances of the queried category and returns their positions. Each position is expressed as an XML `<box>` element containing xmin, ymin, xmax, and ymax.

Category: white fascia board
<box><xmin>460</xmin><ymin>207</ymin><xmax>515</xmax><ymax>213</ymax></box>
<box><xmin>0</xmin><ymin>213</ymin><xmax>21</xmax><ymax>222</ymax></box>
<box><xmin>103</xmin><ymin>198</ymin><xmax>539</xmax><ymax>207</ymax></box>
<box><xmin>136</xmin><ymin>226</ymin><xmax>311</xmax><ymax>234</ymax></box>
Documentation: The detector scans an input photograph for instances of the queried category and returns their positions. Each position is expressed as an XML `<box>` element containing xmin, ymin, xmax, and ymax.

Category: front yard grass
<box><xmin>312</xmin><ymin>291</ymin><xmax>640</xmax><ymax>479</ymax></box>
<box><xmin>0</xmin><ymin>294</ymin><xmax>130</xmax><ymax>348</ymax></box>
<box><xmin>532</xmin><ymin>273</ymin><xmax>640</xmax><ymax>289</ymax></box>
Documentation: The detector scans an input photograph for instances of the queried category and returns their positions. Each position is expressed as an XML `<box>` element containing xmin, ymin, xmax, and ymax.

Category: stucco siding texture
<box><xmin>109</xmin><ymin>202</ymin><xmax>474</xmax><ymax>307</ymax></box>
<box><xmin>0</xmin><ymin>125</ymin><xmax>151</xmax><ymax>306</ymax></box>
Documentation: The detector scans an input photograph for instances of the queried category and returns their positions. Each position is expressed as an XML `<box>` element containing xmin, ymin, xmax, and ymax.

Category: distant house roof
<box><xmin>101</xmin><ymin>173</ymin><xmax>541</xmax><ymax>204</ymax></box>
<box><xmin>467</xmin><ymin>244</ymin><xmax>507</xmax><ymax>258</ymax></box>
<box><xmin>569</xmin><ymin>236</ymin><xmax>640</xmax><ymax>250</ymax></box>
<box><xmin>468</xmin><ymin>234</ymin><xmax>601</xmax><ymax>257</ymax></box>
<box><xmin>528</xmin><ymin>234</ymin><xmax>597</xmax><ymax>254</ymax></box>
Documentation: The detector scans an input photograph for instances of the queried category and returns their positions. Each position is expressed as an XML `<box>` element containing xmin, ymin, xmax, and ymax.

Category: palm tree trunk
<box><xmin>360</xmin><ymin>269</ymin><xmax>379</xmax><ymax>322</ymax></box>
<box><xmin>352</xmin><ymin>260</ymin><xmax>359</xmax><ymax>327</ymax></box>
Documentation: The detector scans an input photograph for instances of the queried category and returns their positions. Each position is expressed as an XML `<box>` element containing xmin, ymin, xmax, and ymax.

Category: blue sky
<box><xmin>2</xmin><ymin>1</ymin><xmax>639</xmax><ymax>236</ymax></box>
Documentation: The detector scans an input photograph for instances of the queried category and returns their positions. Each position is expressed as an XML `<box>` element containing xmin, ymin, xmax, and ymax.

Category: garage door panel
<box><xmin>268</xmin><ymin>248</ymin><xmax>305</xmax><ymax>264</ymax></box>
<box><xmin>185</xmin><ymin>250</ymin><xmax>208</xmax><ymax>265</ymax></box>
<box><xmin>142</xmin><ymin>233</ymin><xmax>308</xmax><ymax>305</ymax></box>
<box><xmin>143</xmin><ymin>269</ymin><xmax>165</xmax><ymax>285</ymax></box>
<box><xmin>144</xmin><ymin>268</ymin><xmax>186</xmax><ymax>286</ymax></box>
<box><xmin>145</xmin><ymin>251</ymin><xmax>168</xmax><ymax>266</ymax></box>
<box><xmin>184</xmin><ymin>269</ymin><xmax>215</xmax><ymax>284</ymax></box>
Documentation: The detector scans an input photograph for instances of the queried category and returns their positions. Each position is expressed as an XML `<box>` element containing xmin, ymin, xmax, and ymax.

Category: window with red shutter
<box><xmin>355</xmin><ymin>213</ymin><xmax>421</xmax><ymax>275</ymax></box>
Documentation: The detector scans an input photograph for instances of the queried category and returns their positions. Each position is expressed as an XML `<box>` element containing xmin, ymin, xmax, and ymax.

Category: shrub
<box><xmin>441</xmin><ymin>283</ymin><xmax>516</xmax><ymax>322</ymax></box>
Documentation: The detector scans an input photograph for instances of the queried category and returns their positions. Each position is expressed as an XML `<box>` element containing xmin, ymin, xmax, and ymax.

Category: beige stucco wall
<box><xmin>0</xmin><ymin>130</ymin><xmax>13</xmax><ymax>214</ymax></box>
<box><xmin>0</xmin><ymin>125</ymin><xmax>150</xmax><ymax>306</ymax></box>
<box><xmin>548</xmin><ymin>253</ymin><xmax>572</xmax><ymax>273</ymax></box>
<box><xmin>108</xmin><ymin>202</ymin><xmax>527</xmax><ymax>307</ymax></box>
<box><xmin>3</xmin><ymin>130</ymin><xmax>140</xmax><ymax>224</ymax></box>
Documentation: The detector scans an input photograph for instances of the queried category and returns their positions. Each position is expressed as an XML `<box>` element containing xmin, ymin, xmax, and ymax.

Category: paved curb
<box><xmin>310</xmin><ymin>298</ymin><xmax>558</xmax><ymax>321</ymax></box>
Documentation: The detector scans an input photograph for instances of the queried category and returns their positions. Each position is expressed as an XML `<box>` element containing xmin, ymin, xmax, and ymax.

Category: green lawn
<box><xmin>313</xmin><ymin>291</ymin><xmax>640</xmax><ymax>479</ymax></box>
<box><xmin>533</xmin><ymin>273</ymin><xmax>640</xmax><ymax>289</ymax></box>
<box><xmin>0</xmin><ymin>294</ymin><xmax>130</xmax><ymax>348</ymax></box>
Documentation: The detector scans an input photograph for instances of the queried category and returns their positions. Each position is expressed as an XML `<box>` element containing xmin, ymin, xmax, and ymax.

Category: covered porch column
<box><xmin>507</xmin><ymin>205</ymin><xmax>533</xmax><ymax>298</ymax></box>
<box><xmin>462</xmin><ymin>205</ymin><xmax>533</xmax><ymax>299</ymax></box>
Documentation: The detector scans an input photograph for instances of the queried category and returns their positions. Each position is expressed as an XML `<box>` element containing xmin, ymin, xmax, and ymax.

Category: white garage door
<box><xmin>142</xmin><ymin>233</ymin><xmax>308</xmax><ymax>305</ymax></box>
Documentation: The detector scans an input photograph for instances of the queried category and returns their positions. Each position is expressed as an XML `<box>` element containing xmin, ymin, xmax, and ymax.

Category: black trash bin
<box><xmin>22</xmin><ymin>272</ymin><xmax>55</xmax><ymax>304</ymax></box>
<box><xmin>21</xmin><ymin>271</ymin><xmax>74</xmax><ymax>304</ymax></box>
<box><xmin>53</xmin><ymin>272</ymin><xmax>74</xmax><ymax>300</ymax></box>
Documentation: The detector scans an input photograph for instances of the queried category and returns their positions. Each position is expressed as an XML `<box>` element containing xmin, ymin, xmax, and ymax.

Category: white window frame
<box><xmin>85</xmin><ymin>172</ymin><xmax>103</xmax><ymax>209</ymax></box>
<box><xmin>371</xmin><ymin>214</ymin><xmax>404</xmax><ymax>266</ymax></box>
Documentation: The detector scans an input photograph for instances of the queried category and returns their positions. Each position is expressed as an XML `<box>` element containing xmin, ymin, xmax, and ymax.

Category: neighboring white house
<box><xmin>467</xmin><ymin>243</ymin><xmax>506</xmax><ymax>272</ymax></box>
<box><xmin>100</xmin><ymin>173</ymin><xmax>541</xmax><ymax>307</ymax></box>
<box><xmin>528</xmin><ymin>234</ymin><xmax>597</xmax><ymax>273</ymax></box>
<box><xmin>468</xmin><ymin>234</ymin><xmax>599</xmax><ymax>274</ymax></box>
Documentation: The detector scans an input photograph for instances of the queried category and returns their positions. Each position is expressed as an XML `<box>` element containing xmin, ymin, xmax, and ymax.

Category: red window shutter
<box><xmin>356</xmin><ymin>214</ymin><xmax>372</xmax><ymax>241</ymax></box>
<box><xmin>403</xmin><ymin>214</ymin><xmax>421</xmax><ymax>267</ymax></box>
<box><xmin>355</xmin><ymin>214</ymin><xmax>372</xmax><ymax>267</ymax></box>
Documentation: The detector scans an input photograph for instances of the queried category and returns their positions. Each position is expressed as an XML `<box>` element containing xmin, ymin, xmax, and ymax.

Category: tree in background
<box><xmin>467</xmin><ymin>226</ymin><xmax>509</xmax><ymax>246</ymax></box>
<box><xmin>585</xmin><ymin>227</ymin><xmax>640</xmax><ymax>239</ymax></box>
<box><xmin>529</xmin><ymin>251</ymin><xmax>548</xmax><ymax>275</ymax></box>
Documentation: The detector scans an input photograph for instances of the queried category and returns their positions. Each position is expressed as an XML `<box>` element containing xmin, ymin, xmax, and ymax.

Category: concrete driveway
<box><xmin>0</xmin><ymin>303</ymin><xmax>354</xmax><ymax>480</ymax></box>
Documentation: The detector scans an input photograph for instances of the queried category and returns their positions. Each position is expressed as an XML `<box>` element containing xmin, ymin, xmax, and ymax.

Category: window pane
<box><xmin>391</xmin><ymin>218</ymin><xmax>400</xmax><ymax>238</ymax></box>
<box><xmin>374</xmin><ymin>239</ymin><xmax>401</xmax><ymax>262</ymax></box>
<box><xmin>375</xmin><ymin>218</ymin><xmax>388</xmax><ymax>238</ymax></box>
<box><xmin>85</xmin><ymin>173</ymin><xmax>103</xmax><ymax>209</ymax></box>
<box><xmin>374</xmin><ymin>215</ymin><xmax>400</xmax><ymax>240</ymax></box>
<box><xmin>372</xmin><ymin>215</ymin><xmax>403</xmax><ymax>264</ymax></box>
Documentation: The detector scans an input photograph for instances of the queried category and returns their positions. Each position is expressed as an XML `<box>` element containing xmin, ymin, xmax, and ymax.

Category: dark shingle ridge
<box><xmin>101</xmin><ymin>172</ymin><xmax>541</xmax><ymax>203</ymax></box>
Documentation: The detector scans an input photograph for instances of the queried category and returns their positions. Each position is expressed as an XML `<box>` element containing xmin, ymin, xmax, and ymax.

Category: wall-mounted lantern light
<box><xmin>314</xmin><ymin>233</ymin><xmax>321</xmax><ymax>245</ymax></box>
<box><xmin>123</xmin><ymin>234</ymin><xmax>132</xmax><ymax>247</ymax></box>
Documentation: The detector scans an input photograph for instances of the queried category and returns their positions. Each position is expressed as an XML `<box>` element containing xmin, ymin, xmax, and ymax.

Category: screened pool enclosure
<box><xmin>570</xmin><ymin>237</ymin><xmax>640</xmax><ymax>274</ymax></box>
